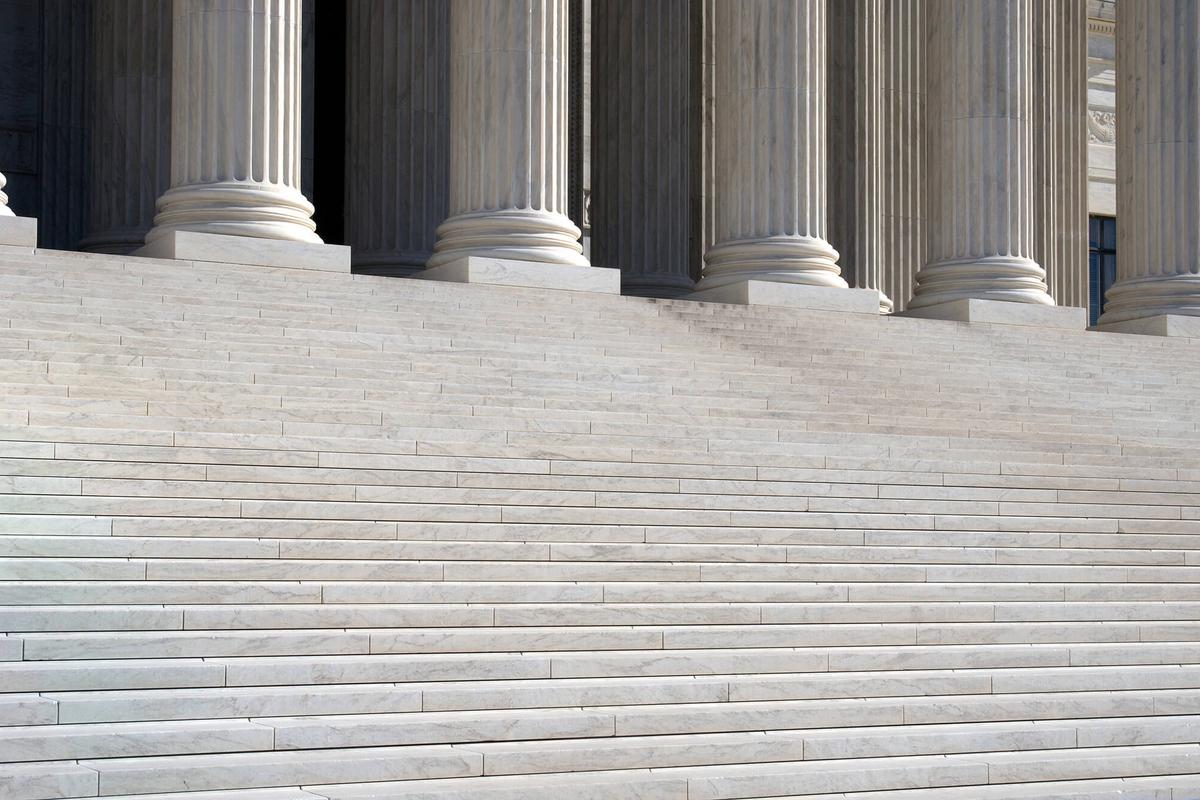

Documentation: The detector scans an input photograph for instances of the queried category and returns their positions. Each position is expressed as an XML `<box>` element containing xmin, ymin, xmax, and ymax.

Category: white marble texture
<box><xmin>427</xmin><ymin>0</ymin><xmax>588</xmax><ymax>268</ymax></box>
<box><xmin>142</xmin><ymin>0</ymin><xmax>323</xmax><ymax>249</ymax></box>
<box><xmin>690</xmin><ymin>280</ymin><xmax>882</xmax><ymax>314</ymax></box>
<box><xmin>912</xmin><ymin>0</ymin><xmax>1055</xmax><ymax>309</ymax></box>
<box><xmin>138</xmin><ymin>230</ymin><xmax>350</xmax><ymax>272</ymax></box>
<box><xmin>422</xmin><ymin>256</ymin><xmax>620</xmax><ymax>294</ymax></box>
<box><xmin>1099</xmin><ymin>0</ymin><xmax>1200</xmax><ymax>327</ymax></box>
<box><xmin>698</xmin><ymin>0</ymin><xmax>848</xmax><ymax>292</ymax></box>
<box><xmin>0</xmin><ymin>216</ymin><xmax>37</xmax><ymax>248</ymax></box>
<box><xmin>904</xmin><ymin>298</ymin><xmax>1087</xmax><ymax>330</ymax></box>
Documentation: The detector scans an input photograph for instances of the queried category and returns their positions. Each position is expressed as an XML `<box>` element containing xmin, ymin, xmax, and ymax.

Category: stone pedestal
<box><xmin>1097</xmin><ymin>0</ymin><xmax>1200</xmax><ymax>334</ymax></box>
<box><xmin>696</xmin><ymin>0</ymin><xmax>847</xmax><ymax>296</ymax></box>
<box><xmin>140</xmin><ymin>0</ymin><xmax>341</xmax><ymax>269</ymax></box>
<box><xmin>82</xmin><ymin>0</ymin><xmax>171</xmax><ymax>255</ymax></box>
<box><xmin>905</xmin><ymin>298</ymin><xmax>1086</xmax><ymax>330</ymax></box>
<box><xmin>0</xmin><ymin>171</ymin><xmax>37</xmax><ymax>249</ymax></box>
<box><xmin>423</xmin><ymin>256</ymin><xmax>619</xmax><ymax>294</ymax></box>
<box><xmin>138</xmin><ymin>230</ymin><xmax>349</xmax><ymax>272</ymax></box>
<box><xmin>427</xmin><ymin>0</ymin><xmax>589</xmax><ymax>273</ymax></box>
<box><xmin>691</xmin><ymin>281</ymin><xmax>882</xmax><ymax>314</ymax></box>
<box><xmin>911</xmin><ymin>0</ymin><xmax>1055</xmax><ymax>312</ymax></box>
<box><xmin>344</xmin><ymin>0</ymin><xmax>449</xmax><ymax>276</ymax></box>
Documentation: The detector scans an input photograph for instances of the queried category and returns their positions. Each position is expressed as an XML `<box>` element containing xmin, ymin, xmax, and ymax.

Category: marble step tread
<box><xmin>40</xmin><ymin>715</ymin><xmax>1200</xmax><ymax>796</ymax></box>
<box><xmin>30</xmin><ymin>663</ymin><xmax>1200</xmax><ymax>724</ymax></box>
<box><xmin>6</xmin><ymin>534</ymin><xmax>1198</xmax><ymax>567</ymax></box>
<box><xmin>9</xmin><ymin>599</ymin><xmax>1200</xmax><ymax>633</ymax></box>
<box><xmin>5</xmin><ymin>688</ymin><xmax>1200</xmax><ymax>762</ymax></box>
<box><xmin>14</xmin><ymin>619</ymin><xmax>1200</xmax><ymax>660</ymax></box>
<box><xmin>8</xmin><ymin>640</ymin><xmax>1200</xmax><ymax>694</ymax></box>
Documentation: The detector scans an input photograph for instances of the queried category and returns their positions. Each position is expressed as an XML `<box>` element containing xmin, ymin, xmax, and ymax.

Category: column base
<box><xmin>902</xmin><ymin>298</ymin><xmax>1086</xmax><ymax>330</ymax></box>
<box><xmin>1096</xmin><ymin>315</ymin><xmax>1200</xmax><ymax>338</ymax></box>
<box><xmin>0</xmin><ymin>216</ymin><xmax>37</xmax><ymax>250</ymax></box>
<box><xmin>689</xmin><ymin>280</ymin><xmax>882</xmax><ymax>314</ymax></box>
<box><xmin>136</xmin><ymin>231</ymin><xmax>350</xmax><ymax>273</ymax></box>
<box><xmin>421</xmin><ymin>256</ymin><xmax>621</xmax><ymax>294</ymax></box>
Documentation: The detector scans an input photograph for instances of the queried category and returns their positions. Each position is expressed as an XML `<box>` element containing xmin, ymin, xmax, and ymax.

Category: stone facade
<box><xmin>1</xmin><ymin>0</ymin><xmax>1198</xmax><ymax>332</ymax></box>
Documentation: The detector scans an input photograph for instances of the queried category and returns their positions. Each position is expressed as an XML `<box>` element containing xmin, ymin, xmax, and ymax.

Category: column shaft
<box><xmin>39</xmin><ymin>0</ymin><xmax>92</xmax><ymax>250</ymax></box>
<box><xmin>344</xmin><ymin>0</ymin><xmax>448</xmax><ymax>275</ymax></box>
<box><xmin>829</xmin><ymin>0</ymin><xmax>890</xmax><ymax>311</ymax></box>
<box><xmin>912</xmin><ymin>0</ymin><xmax>1052</xmax><ymax>307</ymax></box>
<box><xmin>429</xmin><ymin>0</ymin><xmax>586</xmax><ymax>268</ymax></box>
<box><xmin>83</xmin><ymin>0</ymin><xmax>171</xmax><ymax>254</ymax></box>
<box><xmin>699</xmin><ymin>0</ymin><xmax>843</xmax><ymax>290</ymax></box>
<box><xmin>592</xmin><ymin>0</ymin><xmax>696</xmax><ymax>297</ymax></box>
<box><xmin>1099</xmin><ymin>0</ymin><xmax>1200</xmax><ymax>323</ymax></box>
<box><xmin>1033</xmin><ymin>0</ymin><xmax>1088</xmax><ymax>308</ymax></box>
<box><xmin>145</xmin><ymin>0</ymin><xmax>320</xmax><ymax>246</ymax></box>
<box><xmin>880</xmin><ymin>0</ymin><xmax>923</xmax><ymax>312</ymax></box>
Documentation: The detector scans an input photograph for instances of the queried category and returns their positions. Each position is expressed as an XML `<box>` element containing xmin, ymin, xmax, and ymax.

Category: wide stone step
<box><xmin>28</xmin><ymin>716</ymin><xmax>1195</xmax><ymax>796</ymax></box>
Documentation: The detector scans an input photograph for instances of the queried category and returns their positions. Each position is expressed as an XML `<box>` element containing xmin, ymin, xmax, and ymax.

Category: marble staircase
<box><xmin>0</xmin><ymin>249</ymin><xmax>1199</xmax><ymax>798</ymax></box>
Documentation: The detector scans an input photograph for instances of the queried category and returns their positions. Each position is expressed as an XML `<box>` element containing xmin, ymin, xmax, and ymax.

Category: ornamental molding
<box><xmin>1088</xmin><ymin>110</ymin><xmax>1116</xmax><ymax>144</ymax></box>
<box><xmin>1088</xmin><ymin>18</ymin><xmax>1115</xmax><ymax>36</ymax></box>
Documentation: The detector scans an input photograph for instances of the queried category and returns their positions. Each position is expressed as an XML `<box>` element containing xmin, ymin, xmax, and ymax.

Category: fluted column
<box><xmin>144</xmin><ymin>0</ymin><xmax>320</xmax><ymax>248</ymax></box>
<box><xmin>591</xmin><ymin>0</ymin><xmax>697</xmax><ymax>297</ymax></box>
<box><xmin>428</xmin><ymin>0</ymin><xmax>586</xmax><ymax>268</ymax></box>
<box><xmin>1099</xmin><ymin>0</ymin><xmax>1200</xmax><ymax>325</ymax></box>
<box><xmin>82</xmin><ymin>0</ymin><xmax>171</xmax><ymax>254</ymax></box>
<box><xmin>829</xmin><ymin>0</ymin><xmax>891</xmax><ymax>312</ymax></box>
<box><xmin>880</xmin><ymin>0</ymin><xmax>923</xmax><ymax>312</ymax></box>
<box><xmin>698</xmin><ymin>0</ymin><xmax>846</xmax><ymax>291</ymax></box>
<box><xmin>344</xmin><ymin>0</ymin><xmax>448</xmax><ymax>276</ymax></box>
<box><xmin>1033</xmin><ymin>0</ymin><xmax>1088</xmax><ymax>308</ymax></box>
<box><xmin>911</xmin><ymin>0</ymin><xmax>1052</xmax><ymax>308</ymax></box>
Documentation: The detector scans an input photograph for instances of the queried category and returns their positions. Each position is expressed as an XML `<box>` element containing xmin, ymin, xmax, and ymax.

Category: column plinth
<box><xmin>140</xmin><ymin>0</ymin><xmax>345</xmax><ymax>270</ymax></box>
<box><xmin>0</xmin><ymin>171</ymin><xmax>38</xmax><ymax>249</ymax></box>
<box><xmin>1097</xmin><ymin>0</ymin><xmax>1200</xmax><ymax>333</ymax></box>
<box><xmin>427</xmin><ymin>0</ymin><xmax>590</xmax><ymax>272</ymax></box>
<box><xmin>910</xmin><ymin>0</ymin><xmax>1054</xmax><ymax>311</ymax></box>
<box><xmin>695</xmin><ymin>0</ymin><xmax>853</xmax><ymax>305</ymax></box>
